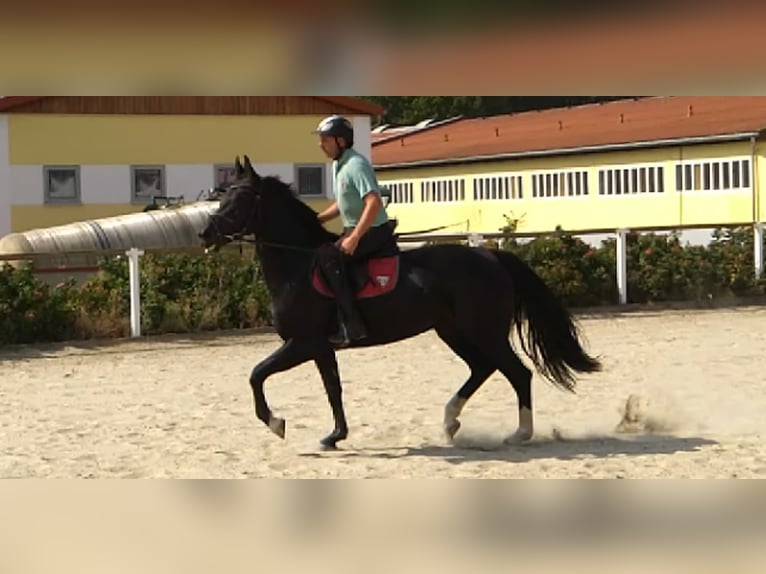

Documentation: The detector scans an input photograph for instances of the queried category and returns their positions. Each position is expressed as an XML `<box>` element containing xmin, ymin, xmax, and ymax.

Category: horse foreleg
<box><xmin>250</xmin><ymin>339</ymin><xmax>312</xmax><ymax>440</ymax></box>
<box><xmin>444</xmin><ymin>395</ymin><xmax>468</xmax><ymax>441</ymax></box>
<box><xmin>314</xmin><ymin>346</ymin><xmax>348</xmax><ymax>450</ymax></box>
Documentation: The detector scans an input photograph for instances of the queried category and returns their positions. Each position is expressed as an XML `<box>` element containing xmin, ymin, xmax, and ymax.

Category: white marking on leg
<box><xmin>444</xmin><ymin>395</ymin><xmax>467</xmax><ymax>424</ymax></box>
<box><xmin>519</xmin><ymin>406</ymin><xmax>534</xmax><ymax>438</ymax></box>
<box><xmin>505</xmin><ymin>406</ymin><xmax>534</xmax><ymax>445</ymax></box>
<box><xmin>444</xmin><ymin>395</ymin><xmax>467</xmax><ymax>440</ymax></box>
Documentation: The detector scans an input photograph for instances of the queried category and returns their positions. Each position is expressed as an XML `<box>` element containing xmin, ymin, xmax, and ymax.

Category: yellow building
<box><xmin>0</xmin><ymin>96</ymin><xmax>383</xmax><ymax>239</ymax></box>
<box><xmin>372</xmin><ymin>97</ymin><xmax>766</xmax><ymax>236</ymax></box>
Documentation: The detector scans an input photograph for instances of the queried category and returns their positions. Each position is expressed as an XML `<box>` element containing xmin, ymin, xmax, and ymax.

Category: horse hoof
<box><xmin>445</xmin><ymin>420</ymin><xmax>461</xmax><ymax>443</ymax></box>
<box><xmin>320</xmin><ymin>431</ymin><xmax>347</xmax><ymax>451</ymax></box>
<box><xmin>504</xmin><ymin>428</ymin><xmax>533</xmax><ymax>445</ymax></box>
<box><xmin>269</xmin><ymin>417</ymin><xmax>286</xmax><ymax>439</ymax></box>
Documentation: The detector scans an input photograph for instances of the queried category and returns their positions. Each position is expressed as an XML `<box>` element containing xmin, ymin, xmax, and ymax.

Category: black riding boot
<box><xmin>319</xmin><ymin>255</ymin><xmax>368</xmax><ymax>347</ymax></box>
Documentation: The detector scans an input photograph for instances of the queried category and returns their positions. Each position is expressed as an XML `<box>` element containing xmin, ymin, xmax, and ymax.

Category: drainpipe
<box><xmin>752</xmin><ymin>135</ymin><xmax>764</xmax><ymax>279</ymax></box>
<box><xmin>752</xmin><ymin>135</ymin><xmax>758</xmax><ymax>224</ymax></box>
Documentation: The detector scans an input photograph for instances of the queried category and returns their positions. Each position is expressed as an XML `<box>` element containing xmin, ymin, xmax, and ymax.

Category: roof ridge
<box><xmin>372</xmin><ymin>115</ymin><xmax>465</xmax><ymax>146</ymax></box>
<box><xmin>0</xmin><ymin>96</ymin><xmax>384</xmax><ymax>116</ymax></box>
<box><xmin>0</xmin><ymin>96</ymin><xmax>47</xmax><ymax>112</ymax></box>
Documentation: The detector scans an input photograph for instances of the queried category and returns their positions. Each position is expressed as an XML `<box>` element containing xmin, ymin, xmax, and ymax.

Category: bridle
<box><xmin>206</xmin><ymin>184</ymin><xmax>321</xmax><ymax>254</ymax></box>
<box><xmin>207</xmin><ymin>183</ymin><xmax>258</xmax><ymax>233</ymax></box>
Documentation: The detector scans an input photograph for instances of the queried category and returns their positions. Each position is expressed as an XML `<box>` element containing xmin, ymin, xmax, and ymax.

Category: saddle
<box><xmin>312</xmin><ymin>221</ymin><xmax>401</xmax><ymax>300</ymax></box>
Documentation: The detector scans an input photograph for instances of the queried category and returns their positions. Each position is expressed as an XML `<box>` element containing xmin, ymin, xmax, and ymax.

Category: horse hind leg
<box><xmin>436</xmin><ymin>328</ymin><xmax>496</xmax><ymax>443</ymax></box>
<box><xmin>485</xmin><ymin>340</ymin><xmax>534</xmax><ymax>444</ymax></box>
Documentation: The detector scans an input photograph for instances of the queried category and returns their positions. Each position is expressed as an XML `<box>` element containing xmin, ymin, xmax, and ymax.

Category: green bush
<box><xmin>2</xmin><ymin>223</ymin><xmax>766</xmax><ymax>346</ymax></box>
<box><xmin>0</xmin><ymin>249</ymin><xmax>273</xmax><ymax>346</ymax></box>
<box><xmin>0</xmin><ymin>263</ymin><xmax>80</xmax><ymax>345</ymax></box>
<box><xmin>77</xmin><ymin>249</ymin><xmax>272</xmax><ymax>338</ymax></box>
<box><xmin>498</xmin><ymin>224</ymin><xmax>766</xmax><ymax>307</ymax></box>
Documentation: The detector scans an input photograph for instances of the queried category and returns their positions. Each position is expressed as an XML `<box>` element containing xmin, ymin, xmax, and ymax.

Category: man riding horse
<box><xmin>314</xmin><ymin>115</ymin><xmax>397</xmax><ymax>347</ymax></box>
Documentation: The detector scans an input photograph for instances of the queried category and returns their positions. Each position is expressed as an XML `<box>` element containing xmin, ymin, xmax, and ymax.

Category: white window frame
<box><xmin>598</xmin><ymin>163</ymin><xmax>666</xmax><ymax>196</ymax></box>
<box><xmin>473</xmin><ymin>173</ymin><xmax>524</xmax><ymax>201</ymax></box>
<box><xmin>43</xmin><ymin>165</ymin><xmax>81</xmax><ymax>204</ymax></box>
<box><xmin>131</xmin><ymin>165</ymin><xmax>167</xmax><ymax>203</ymax></box>
<box><xmin>294</xmin><ymin>164</ymin><xmax>326</xmax><ymax>197</ymax></box>
<box><xmin>420</xmin><ymin>177</ymin><xmax>466</xmax><ymax>203</ymax></box>
<box><xmin>530</xmin><ymin>168</ymin><xmax>590</xmax><ymax>199</ymax></box>
<box><xmin>381</xmin><ymin>180</ymin><xmax>415</xmax><ymax>204</ymax></box>
<box><xmin>675</xmin><ymin>157</ymin><xmax>752</xmax><ymax>194</ymax></box>
<box><xmin>214</xmin><ymin>164</ymin><xmax>238</xmax><ymax>188</ymax></box>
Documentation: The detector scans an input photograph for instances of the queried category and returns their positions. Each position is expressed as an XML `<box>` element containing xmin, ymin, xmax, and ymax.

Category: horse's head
<box><xmin>199</xmin><ymin>155</ymin><xmax>264</xmax><ymax>249</ymax></box>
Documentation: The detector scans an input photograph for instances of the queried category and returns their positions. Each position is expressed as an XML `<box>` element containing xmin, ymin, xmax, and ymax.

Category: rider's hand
<box><xmin>340</xmin><ymin>233</ymin><xmax>360</xmax><ymax>256</ymax></box>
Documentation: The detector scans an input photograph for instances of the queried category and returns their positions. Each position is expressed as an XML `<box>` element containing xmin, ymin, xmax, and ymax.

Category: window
<box><xmin>295</xmin><ymin>164</ymin><xmax>326</xmax><ymax>197</ymax></box>
<box><xmin>599</xmin><ymin>164</ymin><xmax>665</xmax><ymax>195</ymax></box>
<box><xmin>675</xmin><ymin>158</ymin><xmax>751</xmax><ymax>193</ymax></box>
<box><xmin>131</xmin><ymin>165</ymin><xmax>166</xmax><ymax>203</ymax></box>
<box><xmin>382</xmin><ymin>181</ymin><xmax>415</xmax><ymax>204</ymax></box>
<box><xmin>420</xmin><ymin>178</ymin><xmax>466</xmax><ymax>203</ymax></box>
<box><xmin>214</xmin><ymin>164</ymin><xmax>238</xmax><ymax>188</ymax></box>
<box><xmin>43</xmin><ymin>166</ymin><xmax>81</xmax><ymax>204</ymax></box>
<box><xmin>473</xmin><ymin>174</ymin><xmax>523</xmax><ymax>200</ymax></box>
<box><xmin>531</xmin><ymin>169</ymin><xmax>589</xmax><ymax>198</ymax></box>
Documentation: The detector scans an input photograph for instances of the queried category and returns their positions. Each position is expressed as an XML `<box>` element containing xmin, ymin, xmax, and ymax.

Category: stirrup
<box><xmin>329</xmin><ymin>324</ymin><xmax>352</xmax><ymax>347</ymax></box>
<box><xmin>329</xmin><ymin>320</ymin><xmax>367</xmax><ymax>347</ymax></box>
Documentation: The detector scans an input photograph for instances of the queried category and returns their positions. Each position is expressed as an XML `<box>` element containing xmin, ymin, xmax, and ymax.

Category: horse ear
<box><xmin>243</xmin><ymin>155</ymin><xmax>260</xmax><ymax>181</ymax></box>
<box><xmin>234</xmin><ymin>156</ymin><xmax>245</xmax><ymax>179</ymax></box>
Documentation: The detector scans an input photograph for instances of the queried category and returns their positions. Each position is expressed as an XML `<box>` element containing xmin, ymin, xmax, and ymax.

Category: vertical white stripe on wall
<box><xmin>253</xmin><ymin>163</ymin><xmax>302</xmax><ymax>187</ymax></box>
<box><xmin>353</xmin><ymin>116</ymin><xmax>373</xmax><ymax>162</ymax></box>
<box><xmin>165</xmin><ymin>164</ymin><xmax>221</xmax><ymax>202</ymax></box>
<box><xmin>0</xmin><ymin>115</ymin><xmax>10</xmax><ymax>238</ymax></box>
<box><xmin>9</xmin><ymin>166</ymin><xmax>44</xmax><ymax>205</ymax></box>
<box><xmin>80</xmin><ymin>166</ymin><xmax>132</xmax><ymax>204</ymax></box>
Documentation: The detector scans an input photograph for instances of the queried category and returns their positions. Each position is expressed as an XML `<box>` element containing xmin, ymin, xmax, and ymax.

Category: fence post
<box><xmin>468</xmin><ymin>233</ymin><xmax>486</xmax><ymax>247</ymax></box>
<box><xmin>616</xmin><ymin>229</ymin><xmax>628</xmax><ymax>305</ymax></box>
<box><xmin>755</xmin><ymin>223</ymin><xmax>764</xmax><ymax>279</ymax></box>
<box><xmin>126</xmin><ymin>248</ymin><xmax>144</xmax><ymax>338</ymax></box>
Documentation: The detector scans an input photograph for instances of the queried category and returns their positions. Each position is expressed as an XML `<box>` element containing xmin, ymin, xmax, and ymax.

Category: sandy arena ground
<box><xmin>1</xmin><ymin>307</ymin><xmax>766</xmax><ymax>478</ymax></box>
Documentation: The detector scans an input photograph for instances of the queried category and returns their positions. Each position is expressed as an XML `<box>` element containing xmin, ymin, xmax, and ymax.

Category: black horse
<box><xmin>199</xmin><ymin>156</ymin><xmax>602</xmax><ymax>450</ymax></box>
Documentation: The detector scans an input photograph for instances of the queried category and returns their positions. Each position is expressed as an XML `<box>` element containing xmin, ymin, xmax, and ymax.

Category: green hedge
<box><xmin>0</xmin><ymin>249</ymin><xmax>272</xmax><ymax>346</ymax></box>
<box><xmin>494</xmin><ymin>225</ymin><xmax>766</xmax><ymax>308</ymax></box>
<box><xmin>1</xmin><ymin>226</ymin><xmax>765</xmax><ymax>346</ymax></box>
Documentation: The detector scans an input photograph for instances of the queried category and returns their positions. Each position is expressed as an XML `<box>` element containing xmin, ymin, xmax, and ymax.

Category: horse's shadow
<box><xmin>301</xmin><ymin>433</ymin><xmax>718</xmax><ymax>466</ymax></box>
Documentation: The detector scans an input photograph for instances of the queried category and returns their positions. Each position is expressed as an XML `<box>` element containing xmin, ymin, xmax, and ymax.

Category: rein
<box><xmin>215</xmin><ymin>220</ymin><xmax>469</xmax><ymax>255</ymax></box>
<box><xmin>206</xmin><ymin>182</ymin><xmax>467</xmax><ymax>255</ymax></box>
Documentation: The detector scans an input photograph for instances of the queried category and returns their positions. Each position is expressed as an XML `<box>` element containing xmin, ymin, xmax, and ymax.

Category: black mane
<box><xmin>260</xmin><ymin>175</ymin><xmax>339</xmax><ymax>245</ymax></box>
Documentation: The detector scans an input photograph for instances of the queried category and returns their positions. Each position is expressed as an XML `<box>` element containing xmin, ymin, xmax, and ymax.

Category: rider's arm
<box><xmin>349</xmin><ymin>159</ymin><xmax>385</xmax><ymax>240</ymax></box>
<box><xmin>350</xmin><ymin>193</ymin><xmax>383</xmax><ymax>241</ymax></box>
<box><xmin>317</xmin><ymin>202</ymin><xmax>340</xmax><ymax>225</ymax></box>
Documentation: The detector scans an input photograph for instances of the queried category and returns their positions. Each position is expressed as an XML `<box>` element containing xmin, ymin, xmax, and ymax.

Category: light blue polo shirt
<box><xmin>332</xmin><ymin>148</ymin><xmax>390</xmax><ymax>229</ymax></box>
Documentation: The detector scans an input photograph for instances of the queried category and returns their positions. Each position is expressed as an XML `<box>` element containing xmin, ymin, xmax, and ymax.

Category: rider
<box><xmin>314</xmin><ymin>115</ymin><xmax>396</xmax><ymax>347</ymax></box>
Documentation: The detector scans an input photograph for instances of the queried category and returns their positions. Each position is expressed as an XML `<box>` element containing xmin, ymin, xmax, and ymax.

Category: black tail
<box><xmin>493</xmin><ymin>249</ymin><xmax>602</xmax><ymax>393</ymax></box>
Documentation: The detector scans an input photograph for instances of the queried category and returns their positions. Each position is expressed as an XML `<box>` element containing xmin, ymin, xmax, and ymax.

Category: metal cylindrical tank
<box><xmin>0</xmin><ymin>201</ymin><xmax>220</xmax><ymax>270</ymax></box>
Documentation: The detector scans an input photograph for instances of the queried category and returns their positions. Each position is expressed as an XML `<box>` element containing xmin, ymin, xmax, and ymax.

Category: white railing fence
<box><xmin>1</xmin><ymin>221</ymin><xmax>764</xmax><ymax>339</ymax></box>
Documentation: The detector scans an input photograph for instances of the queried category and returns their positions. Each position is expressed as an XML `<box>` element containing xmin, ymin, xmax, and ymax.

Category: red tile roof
<box><xmin>0</xmin><ymin>96</ymin><xmax>384</xmax><ymax>116</ymax></box>
<box><xmin>372</xmin><ymin>97</ymin><xmax>766</xmax><ymax>168</ymax></box>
